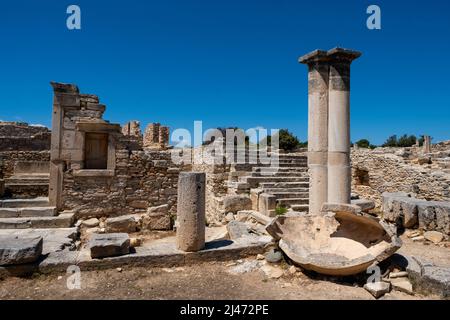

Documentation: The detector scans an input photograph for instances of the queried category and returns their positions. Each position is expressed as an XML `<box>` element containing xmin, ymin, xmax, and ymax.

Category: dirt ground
<box><xmin>0</xmin><ymin>235</ymin><xmax>447</xmax><ymax>300</ymax></box>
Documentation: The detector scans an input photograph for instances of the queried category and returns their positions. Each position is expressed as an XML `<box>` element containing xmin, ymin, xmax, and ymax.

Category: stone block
<box><xmin>141</xmin><ymin>213</ymin><xmax>171</xmax><ymax>231</ymax></box>
<box><xmin>223</xmin><ymin>195</ymin><xmax>252</xmax><ymax>213</ymax></box>
<box><xmin>258</xmin><ymin>193</ymin><xmax>276</xmax><ymax>217</ymax></box>
<box><xmin>105</xmin><ymin>215</ymin><xmax>137</xmax><ymax>233</ymax></box>
<box><xmin>364</xmin><ymin>281</ymin><xmax>391</xmax><ymax>298</ymax></box>
<box><xmin>88</xmin><ymin>233</ymin><xmax>130</xmax><ymax>259</ymax></box>
<box><xmin>0</xmin><ymin>236</ymin><xmax>43</xmax><ymax>266</ymax></box>
<box><xmin>226</xmin><ymin>220</ymin><xmax>251</xmax><ymax>240</ymax></box>
<box><xmin>351</xmin><ymin>199</ymin><xmax>375</xmax><ymax>212</ymax></box>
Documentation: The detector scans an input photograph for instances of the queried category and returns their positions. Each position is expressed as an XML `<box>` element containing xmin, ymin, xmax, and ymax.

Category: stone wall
<box><xmin>62</xmin><ymin>148</ymin><xmax>182</xmax><ymax>218</ymax></box>
<box><xmin>0</xmin><ymin>151</ymin><xmax>50</xmax><ymax>179</ymax></box>
<box><xmin>351</xmin><ymin>149</ymin><xmax>450</xmax><ymax>209</ymax></box>
<box><xmin>0</xmin><ymin>122</ymin><xmax>51</xmax><ymax>151</ymax></box>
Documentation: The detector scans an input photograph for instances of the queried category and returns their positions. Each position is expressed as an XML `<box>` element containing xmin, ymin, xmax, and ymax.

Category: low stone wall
<box><xmin>62</xmin><ymin>150</ymin><xmax>181</xmax><ymax>218</ymax></box>
<box><xmin>351</xmin><ymin>149</ymin><xmax>450</xmax><ymax>209</ymax></box>
<box><xmin>382</xmin><ymin>192</ymin><xmax>450</xmax><ymax>235</ymax></box>
<box><xmin>0</xmin><ymin>122</ymin><xmax>50</xmax><ymax>151</ymax></box>
<box><xmin>0</xmin><ymin>151</ymin><xmax>50</xmax><ymax>179</ymax></box>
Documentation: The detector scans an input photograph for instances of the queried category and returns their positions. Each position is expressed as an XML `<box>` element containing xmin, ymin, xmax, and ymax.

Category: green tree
<box><xmin>397</xmin><ymin>134</ymin><xmax>417</xmax><ymax>147</ymax></box>
<box><xmin>265</xmin><ymin>129</ymin><xmax>304</xmax><ymax>151</ymax></box>
<box><xmin>382</xmin><ymin>135</ymin><xmax>398</xmax><ymax>147</ymax></box>
<box><xmin>355</xmin><ymin>139</ymin><xmax>370</xmax><ymax>148</ymax></box>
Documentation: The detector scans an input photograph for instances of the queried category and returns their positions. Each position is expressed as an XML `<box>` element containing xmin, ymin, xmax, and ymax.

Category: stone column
<box><xmin>299</xmin><ymin>50</ymin><xmax>330</xmax><ymax>215</ymax></box>
<box><xmin>159</xmin><ymin>126</ymin><xmax>170</xmax><ymax>148</ymax></box>
<box><xmin>143</xmin><ymin>123</ymin><xmax>160</xmax><ymax>148</ymax></box>
<box><xmin>327</xmin><ymin>48</ymin><xmax>361</xmax><ymax>204</ymax></box>
<box><xmin>423</xmin><ymin>135</ymin><xmax>431</xmax><ymax>153</ymax></box>
<box><xmin>176</xmin><ymin>172</ymin><xmax>206</xmax><ymax>252</ymax></box>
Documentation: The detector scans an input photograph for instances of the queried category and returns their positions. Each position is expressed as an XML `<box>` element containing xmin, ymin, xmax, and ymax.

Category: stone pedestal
<box><xmin>327</xmin><ymin>48</ymin><xmax>360</xmax><ymax>204</ymax></box>
<box><xmin>299</xmin><ymin>50</ymin><xmax>330</xmax><ymax>215</ymax></box>
<box><xmin>176</xmin><ymin>172</ymin><xmax>206</xmax><ymax>252</ymax></box>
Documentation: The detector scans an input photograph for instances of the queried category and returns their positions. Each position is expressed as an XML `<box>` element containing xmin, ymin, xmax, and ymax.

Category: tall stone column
<box><xmin>299</xmin><ymin>50</ymin><xmax>330</xmax><ymax>215</ymax></box>
<box><xmin>423</xmin><ymin>135</ymin><xmax>431</xmax><ymax>153</ymax></box>
<box><xmin>327</xmin><ymin>48</ymin><xmax>361</xmax><ymax>204</ymax></box>
<box><xmin>176</xmin><ymin>172</ymin><xmax>206</xmax><ymax>252</ymax></box>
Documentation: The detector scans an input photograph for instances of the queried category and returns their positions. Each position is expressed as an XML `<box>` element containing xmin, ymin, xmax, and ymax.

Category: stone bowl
<box><xmin>266</xmin><ymin>212</ymin><xmax>402</xmax><ymax>276</ymax></box>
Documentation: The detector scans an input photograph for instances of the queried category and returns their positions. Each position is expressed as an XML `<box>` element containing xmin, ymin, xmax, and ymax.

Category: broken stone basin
<box><xmin>266</xmin><ymin>212</ymin><xmax>402</xmax><ymax>276</ymax></box>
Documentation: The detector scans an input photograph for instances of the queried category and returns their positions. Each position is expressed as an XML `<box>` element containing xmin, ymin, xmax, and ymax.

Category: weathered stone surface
<box><xmin>351</xmin><ymin>199</ymin><xmax>375</xmax><ymax>212</ymax></box>
<box><xmin>81</xmin><ymin>218</ymin><xmax>99</xmax><ymax>228</ymax></box>
<box><xmin>141</xmin><ymin>213</ymin><xmax>171</xmax><ymax>231</ymax></box>
<box><xmin>258</xmin><ymin>193</ymin><xmax>276</xmax><ymax>217</ymax></box>
<box><xmin>406</xmin><ymin>256</ymin><xmax>450</xmax><ymax>298</ymax></box>
<box><xmin>418</xmin><ymin>201</ymin><xmax>450</xmax><ymax>234</ymax></box>
<box><xmin>88</xmin><ymin>233</ymin><xmax>130</xmax><ymax>259</ymax></box>
<box><xmin>265</xmin><ymin>248</ymin><xmax>283</xmax><ymax>263</ymax></box>
<box><xmin>321</xmin><ymin>202</ymin><xmax>362</xmax><ymax>215</ymax></box>
<box><xmin>223</xmin><ymin>195</ymin><xmax>252</xmax><ymax>213</ymax></box>
<box><xmin>423</xmin><ymin>231</ymin><xmax>445</xmax><ymax>244</ymax></box>
<box><xmin>266</xmin><ymin>210</ymin><xmax>402</xmax><ymax>276</ymax></box>
<box><xmin>105</xmin><ymin>215</ymin><xmax>137</xmax><ymax>233</ymax></box>
<box><xmin>176</xmin><ymin>172</ymin><xmax>205</xmax><ymax>252</ymax></box>
<box><xmin>0</xmin><ymin>236</ymin><xmax>43</xmax><ymax>265</ymax></box>
<box><xmin>148</xmin><ymin>204</ymin><xmax>169</xmax><ymax>214</ymax></box>
<box><xmin>364</xmin><ymin>281</ymin><xmax>390</xmax><ymax>298</ymax></box>
<box><xmin>390</xmin><ymin>277</ymin><xmax>414</xmax><ymax>295</ymax></box>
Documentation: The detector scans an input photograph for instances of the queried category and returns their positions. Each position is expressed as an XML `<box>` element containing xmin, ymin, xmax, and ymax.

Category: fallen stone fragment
<box><xmin>412</xmin><ymin>236</ymin><xmax>425</xmax><ymax>242</ymax></box>
<box><xmin>266</xmin><ymin>204</ymin><xmax>402</xmax><ymax>276</ymax></box>
<box><xmin>406</xmin><ymin>255</ymin><xmax>450</xmax><ymax>298</ymax></box>
<box><xmin>0</xmin><ymin>236</ymin><xmax>43</xmax><ymax>266</ymax></box>
<box><xmin>227</xmin><ymin>220</ymin><xmax>252</xmax><ymax>240</ymax></box>
<box><xmin>81</xmin><ymin>218</ymin><xmax>100</xmax><ymax>228</ymax></box>
<box><xmin>389</xmin><ymin>271</ymin><xmax>408</xmax><ymax>278</ymax></box>
<box><xmin>390</xmin><ymin>277</ymin><xmax>414</xmax><ymax>295</ymax></box>
<box><xmin>228</xmin><ymin>260</ymin><xmax>261</xmax><ymax>274</ymax></box>
<box><xmin>141</xmin><ymin>212</ymin><xmax>171</xmax><ymax>231</ymax></box>
<box><xmin>423</xmin><ymin>231</ymin><xmax>445</xmax><ymax>244</ymax></box>
<box><xmin>261</xmin><ymin>264</ymin><xmax>284</xmax><ymax>279</ymax></box>
<box><xmin>288</xmin><ymin>265</ymin><xmax>298</xmax><ymax>275</ymax></box>
<box><xmin>256</xmin><ymin>254</ymin><xmax>265</xmax><ymax>260</ymax></box>
<box><xmin>105</xmin><ymin>215</ymin><xmax>137</xmax><ymax>233</ymax></box>
<box><xmin>88</xmin><ymin>233</ymin><xmax>130</xmax><ymax>259</ymax></box>
<box><xmin>265</xmin><ymin>249</ymin><xmax>283</xmax><ymax>263</ymax></box>
<box><xmin>363</xmin><ymin>281</ymin><xmax>391</xmax><ymax>298</ymax></box>
<box><xmin>351</xmin><ymin>199</ymin><xmax>376</xmax><ymax>212</ymax></box>
<box><xmin>223</xmin><ymin>195</ymin><xmax>252</xmax><ymax>213</ymax></box>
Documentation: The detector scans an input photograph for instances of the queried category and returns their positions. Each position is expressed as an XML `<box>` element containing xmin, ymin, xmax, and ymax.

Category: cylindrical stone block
<box><xmin>176</xmin><ymin>172</ymin><xmax>206</xmax><ymax>252</ymax></box>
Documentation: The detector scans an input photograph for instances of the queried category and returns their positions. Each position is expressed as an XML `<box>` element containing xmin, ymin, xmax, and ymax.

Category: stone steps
<box><xmin>252</xmin><ymin>167</ymin><xmax>308</xmax><ymax>173</ymax></box>
<box><xmin>250</xmin><ymin>171</ymin><xmax>308</xmax><ymax>177</ymax></box>
<box><xmin>0</xmin><ymin>197</ymin><xmax>50</xmax><ymax>208</ymax></box>
<box><xmin>268</xmin><ymin>192</ymin><xmax>309</xmax><ymax>199</ymax></box>
<box><xmin>242</xmin><ymin>176</ymin><xmax>309</xmax><ymax>188</ymax></box>
<box><xmin>277</xmin><ymin>197</ymin><xmax>309</xmax><ymax>206</ymax></box>
<box><xmin>0</xmin><ymin>212</ymin><xmax>75</xmax><ymax>229</ymax></box>
<box><xmin>290</xmin><ymin>204</ymin><xmax>310</xmax><ymax>212</ymax></box>
<box><xmin>0</xmin><ymin>206</ymin><xmax>57</xmax><ymax>218</ymax></box>
<box><xmin>259</xmin><ymin>182</ymin><xmax>310</xmax><ymax>189</ymax></box>
<box><xmin>263</xmin><ymin>187</ymin><xmax>309</xmax><ymax>193</ymax></box>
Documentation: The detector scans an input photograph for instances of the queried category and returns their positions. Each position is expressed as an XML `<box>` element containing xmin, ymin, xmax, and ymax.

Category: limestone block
<box><xmin>223</xmin><ymin>195</ymin><xmax>252</xmax><ymax>213</ymax></box>
<box><xmin>176</xmin><ymin>172</ymin><xmax>206</xmax><ymax>252</ymax></box>
<box><xmin>105</xmin><ymin>215</ymin><xmax>137</xmax><ymax>233</ymax></box>
<box><xmin>226</xmin><ymin>220</ymin><xmax>251</xmax><ymax>240</ymax></box>
<box><xmin>0</xmin><ymin>236</ymin><xmax>43</xmax><ymax>266</ymax></box>
<box><xmin>351</xmin><ymin>199</ymin><xmax>375</xmax><ymax>212</ymax></box>
<box><xmin>258</xmin><ymin>193</ymin><xmax>276</xmax><ymax>217</ymax></box>
<box><xmin>141</xmin><ymin>205</ymin><xmax>172</xmax><ymax>231</ymax></box>
<box><xmin>364</xmin><ymin>282</ymin><xmax>391</xmax><ymax>299</ymax></box>
<box><xmin>88</xmin><ymin>233</ymin><xmax>130</xmax><ymax>259</ymax></box>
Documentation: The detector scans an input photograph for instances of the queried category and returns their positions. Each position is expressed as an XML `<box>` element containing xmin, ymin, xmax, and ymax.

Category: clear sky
<box><xmin>0</xmin><ymin>0</ymin><xmax>449</xmax><ymax>145</ymax></box>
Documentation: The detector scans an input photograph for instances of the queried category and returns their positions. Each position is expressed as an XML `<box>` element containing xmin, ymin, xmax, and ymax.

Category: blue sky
<box><xmin>0</xmin><ymin>0</ymin><xmax>449</xmax><ymax>145</ymax></box>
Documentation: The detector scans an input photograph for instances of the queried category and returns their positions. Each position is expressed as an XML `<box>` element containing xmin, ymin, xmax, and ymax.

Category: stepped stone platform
<box><xmin>236</xmin><ymin>154</ymin><xmax>310</xmax><ymax>213</ymax></box>
<box><xmin>4</xmin><ymin>161</ymin><xmax>49</xmax><ymax>198</ymax></box>
<box><xmin>0</xmin><ymin>197</ymin><xmax>74</xmax><ymax>229</ymax></box>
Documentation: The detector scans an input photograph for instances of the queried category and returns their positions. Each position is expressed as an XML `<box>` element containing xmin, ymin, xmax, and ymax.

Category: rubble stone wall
<box><xmin>351</xmin><ymin>149</ymin><xmax>450</xmax><ymax>209</ymax></box>
<box><xmin>62</xmin><ymin>148</ymin><xmax>181</xmax><ymax>218</ymax></box>
<box><xmin>0</xmin><ymin>151</ymin><xmax>50</xmax><ymax>179</ymax></box>
<box><xmin>0</xmin><ymin>122</ymin><xmax>51</xmax><ymax>151</ymax></box>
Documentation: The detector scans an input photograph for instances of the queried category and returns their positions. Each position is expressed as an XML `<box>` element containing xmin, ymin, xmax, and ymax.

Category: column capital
<box><xmin>299</xmin><ymin>47</ymin><xmax>361</xmax><ymax>65</ymax></box>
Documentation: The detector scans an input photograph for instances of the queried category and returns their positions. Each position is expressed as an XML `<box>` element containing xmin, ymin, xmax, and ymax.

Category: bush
<box><xmin>355</xmin><ymin>139</ymin><xmax>370</xmax><ymax>148</ymax></box>
<box><xmin>265</xmin><ymin>129</ymin><xmax>305</xmax><ymax>151</ymax></box>
<box><xmin>275</xmin><ymin>205</ymin><xmax>288</xmax><ymax>216</ymax></box>
<box><xmin>382</xmin><ymin>134</ymin><xmax>419</xmax><ymax>148</ymax></box>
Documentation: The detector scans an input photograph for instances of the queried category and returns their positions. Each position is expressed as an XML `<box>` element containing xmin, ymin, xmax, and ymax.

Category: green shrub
<box><xmin>275</xmin><ymin>205</ymin><xmax>288</xmax><ymax>215</ymax></box>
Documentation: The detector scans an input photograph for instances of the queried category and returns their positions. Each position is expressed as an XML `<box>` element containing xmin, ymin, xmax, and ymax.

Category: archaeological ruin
<box><xmin>0</xmin><ymin>48</ymin><xmax>449</xmax><ymax>300</ymax></box>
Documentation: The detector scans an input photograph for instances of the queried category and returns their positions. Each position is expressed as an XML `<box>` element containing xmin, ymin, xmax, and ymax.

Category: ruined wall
<box><xmin>351</xmin><ymin>149</ymin><xmax>450</xmax><ymax>209</ymax></box>
<box><xmin>0</xmin><ymin>122</ymin><xmax>50</xmax><ymax>151</ymax></box>
<box><xmin>62</xmin><ymin>148</ymin><xmax>181</xmax><ymax>218</ymax></box>
<box><xmin>0</xmin><ymin>151</ymin><xmax>50</xmax><ymax>179</ymax></box>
